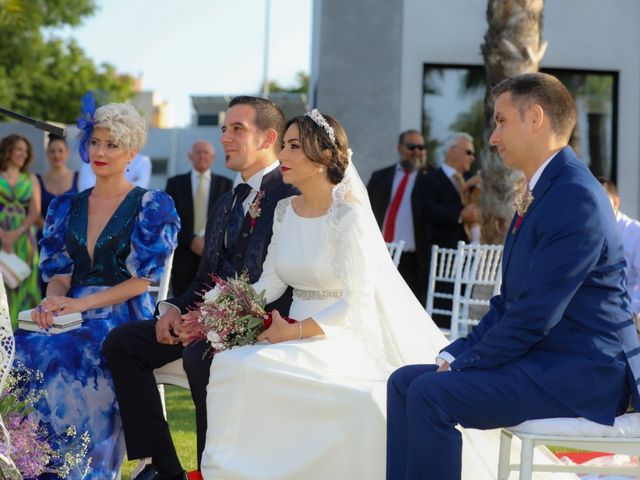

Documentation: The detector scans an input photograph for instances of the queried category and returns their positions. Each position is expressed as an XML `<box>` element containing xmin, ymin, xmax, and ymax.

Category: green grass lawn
<box><xmin>120</xmin><ymin>386</ymin><xmax>197</xmax><ymax>479</ymax></box>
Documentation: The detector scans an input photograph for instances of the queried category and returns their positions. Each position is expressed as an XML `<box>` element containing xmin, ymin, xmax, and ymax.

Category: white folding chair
<box><xmin>131</xmin><ymin>251</ymin><xmax>189</xmax><ymax>478</ymax></box>
<box><xmin>147</xmin><ymin>251</ymin><xmax>174</xmax><ymax>304</ymax></box>
<box><xmin>150</xmin><ymin>250</ymin><xmax>190</xmax><ymax>394</ymax></box>
<box><xmin>498</xmin><ymin>413</ymin><xmax>640</xmax><ymax>479</ymax></box>
<box><xmin>450</xmin><ymin>243</ymin><xmax>503</xmax><ymax>340</ymax></box>
<box><xmin>386</xmin><ymin>240</ymin><xmax>405</xmax><ymax>268</ymax></box>
<box><xmin>425</xmin><ymin>243</ymin><xmax>462</xmax><ymax>335</ymax></box>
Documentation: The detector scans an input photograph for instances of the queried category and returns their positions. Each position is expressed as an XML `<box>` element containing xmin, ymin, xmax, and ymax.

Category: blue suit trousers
<box><xmin>386</xmin><ymin>364</ymin><xmax>583</xmax><ymax>480</ymax></box>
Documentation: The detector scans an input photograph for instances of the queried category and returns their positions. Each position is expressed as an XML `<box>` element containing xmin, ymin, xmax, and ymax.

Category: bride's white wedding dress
<box><xmin>200</xmin><ymin>193</ymin><xmax>500</xmax><ymax>480</ymax></box>
<box><xmin>201</xmin><ymin>163</ymin><xmax>574</xmax><ymax>480</ymax></box>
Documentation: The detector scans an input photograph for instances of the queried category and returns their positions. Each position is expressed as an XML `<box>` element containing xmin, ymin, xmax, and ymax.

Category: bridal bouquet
<box><xmin>182</xmin><ymin>273</ymin><xmax>294</xmax><ymax>354</ymax></box>
<box><xmin>0</xmin><ymin>362</ymin><xmax>91</xmax><ymax>478</ymax></box>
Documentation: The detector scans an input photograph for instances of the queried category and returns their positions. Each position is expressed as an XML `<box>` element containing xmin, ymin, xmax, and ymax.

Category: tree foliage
<box><xmin>267</xmin><ymin>71</ymin><xmax>309</xmax><ymax>94</ymax></box>
<box><xmin>0</xmin><ymin>0</ymin><xmax>134</xmax><ymax>124</ymax></box>
<box><xmin>479</xmin><ymin>0</ymin><xmax>546</xmax><ymax>244</ymax></box>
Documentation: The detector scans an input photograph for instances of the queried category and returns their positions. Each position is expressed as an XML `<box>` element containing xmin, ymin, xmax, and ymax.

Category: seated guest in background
<box><xmin>418</xmin><ymin>132</ymin><xmax>479</xmax><ymax>327</ymax></box>
<box><xmin>14</xmin><ymin>100</ymin><xmax>179</xmax><ymax>479</ymax></box>
<box><xmin>35</xmin><ymin>133</ymin><xmax>79</xmax><ymax>295</ymax></box>
<box><xmin>79</xmin><ymin>151</ymin><xmax>152</xmax><ymax>190</ymax></box>
<box><xmin>599</xmin><ymin>176</ymin><xmax>640</xmax><ymax>324</ymax></box>
<box><xmin>387</xmin><ymin>72</ymin><xmax>640</xmax><ymax>480</ymax></box>
<box><xmin>0</xmin><ymin>134</ymin><xmax>41</xmax><ymax>326</ymax></box>
<box><xmin>368</xmin><ymin>130</ymin><xmax>432</xmax><ymax>305</ymax></box>
<box><xmin>165</xmin><ymin>140</ymin><xmax>232</xmax><ymax>296</ymax></box>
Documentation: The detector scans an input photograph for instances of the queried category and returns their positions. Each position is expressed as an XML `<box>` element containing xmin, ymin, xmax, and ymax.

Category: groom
<box><xmin>104</xmin><ymin>96</ymin><xmax>297</xmax><ymax>480</ymax></box>
<box><xmin>386</xmin><ymin>73</ymin><xmax>640</xmax><ymax>480</ymax></box>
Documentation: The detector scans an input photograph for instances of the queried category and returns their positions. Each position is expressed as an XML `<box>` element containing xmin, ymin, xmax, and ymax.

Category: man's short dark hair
<box><xmin>398</xmin><ymin>129</ymin><xmax>422</xmax><ymax>145</ymax></box>
<box><xmin>228</xmin><ymin>96</ymin><xmax>286</xmax><ymax>143</ymax></box>
<box><xmin>597</xmin><ymin>176</ymin><xmax>618</xmax><ymax>197</ymax></box>
<box><xmin>491</xmin><ymin>72</ymin><xmax>577</xmax><ymax>141</ymax></box>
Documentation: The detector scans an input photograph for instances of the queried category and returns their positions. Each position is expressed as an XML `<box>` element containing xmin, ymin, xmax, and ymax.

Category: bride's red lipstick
<box><xmin>93</xmin><ymin>161</ymin><xmax>108</xmax><ymax>167</ymax></box>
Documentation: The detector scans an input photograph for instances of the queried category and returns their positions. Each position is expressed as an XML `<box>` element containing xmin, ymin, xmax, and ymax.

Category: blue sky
<box><xmin>60</xmin><ymin>0</ymin><xmax>312</xmax><ymax>127</ymax></box>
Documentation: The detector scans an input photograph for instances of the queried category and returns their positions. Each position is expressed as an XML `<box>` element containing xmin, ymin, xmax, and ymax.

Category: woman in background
<box><xmin>35</xmin><ymin>134</ymin><xmax>79</xmax><ymax>295</ymax></box>
<box><xmin>0</xmin><ymin>134</ymin><xmax>41</xmax><ymax>326</ymax></box>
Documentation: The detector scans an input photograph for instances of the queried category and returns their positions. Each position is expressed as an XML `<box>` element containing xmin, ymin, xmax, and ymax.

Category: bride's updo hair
<box><xmin>284</xmin><ymin>113</ymin><xmax>349</xmax><ymax>185</ymax></box>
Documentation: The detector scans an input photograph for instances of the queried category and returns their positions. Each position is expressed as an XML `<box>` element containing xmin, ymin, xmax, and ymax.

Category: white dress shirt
<box><xmin>78</xmin><ymin>154</ymin><xmax>152</xmax><ymax>191</ymax></box>
<box><xmin>232</xmin><ymin>161</ymin><xmax>280</xmax><ymax>215</ymax></box>
<box><xmin>382</xmin><ymin>164</ymin><xmax>417</xmax><ymax>252</ymax></box>
<box><xmin>617</xmin><ymin>211</ymin><xmax>640</xmax><ymax>315</ymax></box>
<box><xmin>440</xmin><ymin>162</ymin><xmax>460</xmax><ymax>190</ymax></box>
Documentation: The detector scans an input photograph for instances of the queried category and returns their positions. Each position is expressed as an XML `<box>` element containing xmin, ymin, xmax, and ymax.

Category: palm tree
<box><xmin>479</xmin><ymin>0</ymin><xmax>547</xmax><ymax>244</ymax></box>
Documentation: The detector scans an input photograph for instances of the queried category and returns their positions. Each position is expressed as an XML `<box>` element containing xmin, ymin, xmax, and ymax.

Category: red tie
<box><xmin>383</xmin><ymin>169</ymin><xmax>410</xmax><ymax>242</ymax></box>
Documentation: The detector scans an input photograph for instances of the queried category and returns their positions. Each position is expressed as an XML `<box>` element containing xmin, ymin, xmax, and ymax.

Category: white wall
<box><xmin>400</xmin><ymin>0</ymin><xmax>640</xmax><ymax>216</ymax></box>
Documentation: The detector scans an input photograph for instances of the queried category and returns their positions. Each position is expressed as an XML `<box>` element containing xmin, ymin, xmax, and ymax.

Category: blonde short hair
<box><xmin>93</xmin><ymin>103</ymin><xmax>147</xmax><ymax>152</ymax></box>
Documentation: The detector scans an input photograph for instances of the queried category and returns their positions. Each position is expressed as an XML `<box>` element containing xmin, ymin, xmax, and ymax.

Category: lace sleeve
<box><xmin>252</xmin><ymin>197</ymin><xmax>293</xmax><ymax>304</ymax></box>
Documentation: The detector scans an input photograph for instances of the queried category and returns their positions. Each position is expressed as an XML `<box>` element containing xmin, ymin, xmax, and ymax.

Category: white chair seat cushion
<box><xmin>153</xmin><ymin>358</ymin><xmax>189</xmax><ymax>388</ymax></box>
<box><xmin>511</xmin><ymin>412</ymin><xmax>640</xmax><ymax>438</ymax></box>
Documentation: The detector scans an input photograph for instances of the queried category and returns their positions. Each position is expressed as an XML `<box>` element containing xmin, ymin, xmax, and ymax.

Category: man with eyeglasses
<box><xmin>367</xmin><ymin>129</ymin><xmax>434</xmax><ymax>305</ymax></box>
<box><xmin>418</xmin><ymin>132</ymin><xmax>480</xmax><ymax>328</ymax></box>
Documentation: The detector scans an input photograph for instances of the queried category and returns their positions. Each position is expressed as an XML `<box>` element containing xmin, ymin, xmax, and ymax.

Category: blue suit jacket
<box><xmin>443</xmin><ymin>147</ymin><xmax>640</xmax><ymax>424</ymax></box>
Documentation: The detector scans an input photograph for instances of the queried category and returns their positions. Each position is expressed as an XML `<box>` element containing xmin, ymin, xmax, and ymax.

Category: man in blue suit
<box><xmin>386</xmin><ymin>72</ymin><xmax>640</xmax><ymax>480</ymax></box>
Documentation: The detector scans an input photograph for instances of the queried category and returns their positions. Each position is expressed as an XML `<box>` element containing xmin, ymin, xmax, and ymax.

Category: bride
<box><xmin>199</xmin><ymin>110</ymin><xmax>505</xmax><ymax>480</ymax></box>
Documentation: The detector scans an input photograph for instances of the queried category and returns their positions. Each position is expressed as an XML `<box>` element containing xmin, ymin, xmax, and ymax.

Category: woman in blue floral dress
<box><xmin>13</xmin><ymin>99</ymin><xmax>180</xmax><ymax>479</ymax></box>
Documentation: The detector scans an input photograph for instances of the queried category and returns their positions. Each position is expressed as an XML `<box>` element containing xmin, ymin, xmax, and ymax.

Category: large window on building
<box><xmin>422</xmin><ymin>64</ymin><xmax>618</xmax><ymax>181</ymax></box>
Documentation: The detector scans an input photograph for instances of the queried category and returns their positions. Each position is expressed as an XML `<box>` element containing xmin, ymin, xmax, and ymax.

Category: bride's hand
<box><xmin>257</xmin><ymin>310</ymin><xmax>298</xmax><ymax>344</ymax></box>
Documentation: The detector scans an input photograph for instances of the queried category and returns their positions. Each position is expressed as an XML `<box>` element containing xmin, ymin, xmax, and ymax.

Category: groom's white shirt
<box><xmin>436</xmin><ymin>152</ymin><xmax>557</xmax><ymax>367</ymax></box>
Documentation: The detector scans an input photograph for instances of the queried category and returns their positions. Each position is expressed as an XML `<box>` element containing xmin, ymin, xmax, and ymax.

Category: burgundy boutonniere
<box><xmin>248</xmin><ymin>190</ymin><xmax>266</xmax><ymax>233</ymax></box>
<box><xmin>512</xmin><ymin>186</ymin><xmax>534</xmax><ymax>234</ymax></box>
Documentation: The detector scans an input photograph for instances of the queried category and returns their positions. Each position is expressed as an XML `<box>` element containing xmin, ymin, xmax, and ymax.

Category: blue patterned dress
<box><xmin>13</xmin><ymin>187</ymin><xmax>179</xmax><ymax>479</ymax></box>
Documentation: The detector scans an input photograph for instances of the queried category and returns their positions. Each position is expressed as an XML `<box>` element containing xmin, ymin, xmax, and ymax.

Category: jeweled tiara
<box><xmin>304</xmin><ymin>109</ymin><xmax>336</xmax><ymax>145</ymax></box>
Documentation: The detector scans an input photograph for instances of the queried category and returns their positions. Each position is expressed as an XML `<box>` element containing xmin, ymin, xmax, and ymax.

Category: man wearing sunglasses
<box><xmin>368</xmin><ymin>129</ymin><xmax>434</xmax><ymax>305</ymax></box>
<box><xmin>418</xmin><ymin>132</ymin><xmax>480</xmax><ymax>328</ymax></box>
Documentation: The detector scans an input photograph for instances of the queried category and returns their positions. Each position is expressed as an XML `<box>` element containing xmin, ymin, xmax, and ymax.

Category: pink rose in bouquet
<box><xmin>182</xmin><ymin>273</ymin><xmax>295</xmax><ymax>354</ymax></box>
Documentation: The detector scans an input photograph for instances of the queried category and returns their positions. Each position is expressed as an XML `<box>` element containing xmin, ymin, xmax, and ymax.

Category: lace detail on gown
<box><xmin>0</xmin><ymin>280</ymin><xmax>14</xmax><ymax>393</ymax></box>
<box><xmin>275</xmin><ymin>197</ymin><xmax>292</xmax><ymax>223</ymax></box>
<box><xmin>0</xmin><ymin>276</ymin><xmax>20</xmax><ymax>478</ymax></box>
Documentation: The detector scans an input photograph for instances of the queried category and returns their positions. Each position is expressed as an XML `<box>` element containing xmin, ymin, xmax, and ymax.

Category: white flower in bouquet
<box><xmin>203</xmin><ymin>285</ymin><xmax>221</xmax><ymax>304</ymax></box>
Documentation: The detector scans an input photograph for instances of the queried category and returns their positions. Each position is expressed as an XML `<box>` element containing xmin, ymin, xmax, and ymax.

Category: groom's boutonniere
<box><xmin>512</xmin><ymin>186</ymin><xmax>534</xmax><ymax>234</ymax></box>
<box><xmin>248</xmin><ymin>190</ymin><xmax>266</xmax><ymax>233</ymax></box>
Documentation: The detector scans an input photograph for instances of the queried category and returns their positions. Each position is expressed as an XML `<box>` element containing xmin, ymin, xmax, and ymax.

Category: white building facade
<box><xmin>311</xmin><ymin>0</ymin><xmax>640</xmax><ymax>216</ymax></box>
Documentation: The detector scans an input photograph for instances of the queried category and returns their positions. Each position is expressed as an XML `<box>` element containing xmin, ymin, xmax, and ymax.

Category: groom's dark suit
<box><xmin>104</xmin><ymin>167</ymin><xmax>297</xmax><ymax>468</ymax></box>
<box><xmin>387</xmin><ymin>147</ymin><xmax>640</xmax><ymax>480</ymax></box>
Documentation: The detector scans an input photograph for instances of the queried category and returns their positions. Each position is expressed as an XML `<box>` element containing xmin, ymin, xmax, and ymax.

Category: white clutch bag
<box><xmin>18</xmin><ymin>309</ymin><xmax>83</xmax><ymax>334</ymax></box>
<box><xmin>0</xmin><ymin>251</ymin><xmax>31</xmax><ymax>289</ymax></box>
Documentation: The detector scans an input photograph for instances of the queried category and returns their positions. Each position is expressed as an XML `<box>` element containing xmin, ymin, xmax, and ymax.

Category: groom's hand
<box><xmin>156</xmin><ymin>308</ymin><xmax>182</xmax><ymax>345</ymax></box>
<box><xmin>437</xmin><ymin>361</ymin><xmax>450</xmax><ymax>372</ymax></box>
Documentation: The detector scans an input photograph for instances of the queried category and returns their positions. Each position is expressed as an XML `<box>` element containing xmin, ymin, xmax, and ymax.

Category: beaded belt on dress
<box><xmin>292</xmin><ymin>288</ymin><xmax>343</xmax><ymax>300</ymax></box>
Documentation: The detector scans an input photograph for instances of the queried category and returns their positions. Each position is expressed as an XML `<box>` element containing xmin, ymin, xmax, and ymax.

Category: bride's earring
<box><xmin>318</xmin><ymin>167</ymin><xmax>324</xmax><ymax>174</ymax></box>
